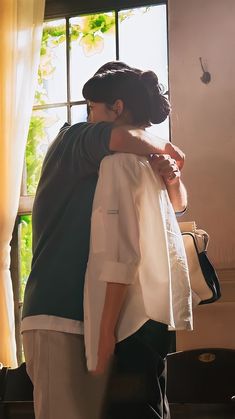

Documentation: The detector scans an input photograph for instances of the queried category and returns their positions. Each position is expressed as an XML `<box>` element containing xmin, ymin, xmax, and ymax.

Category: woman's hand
<box><xmin>150</xmin><ymin>154</ymin><xmax>181</xmax><ymax>185</ymax></box>
<box><xmin>164</xmin><ymin>142</ymin><xmax>185</xmax><ymax>170</ymax></box>
<box><xmin>92</xmin><ymin>330</ymin><xmax>116</xmax><ymax>375</ymax></box>
<box><xmin>92</xmin><ymin>282</ymin><xmax>127</xmax><ymax>375</ymax></box>
<box><xmin>150</xmin><ymin>153</ymin><xmax>187</xmax><ymax>212</ymax></box>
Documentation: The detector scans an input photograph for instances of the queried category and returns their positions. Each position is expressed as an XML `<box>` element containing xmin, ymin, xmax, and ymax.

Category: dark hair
<box><xmin>94</xmin><ymin>60</ymin><xmax>140</xmax><ymax>74</ymax></box>
<box><xmin>83</xmin><ymin>67</ymin><xmax>170</xmax><ymax>125</ymax></box>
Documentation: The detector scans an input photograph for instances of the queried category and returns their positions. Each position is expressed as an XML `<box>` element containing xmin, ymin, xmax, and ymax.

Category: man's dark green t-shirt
<box><xmin>22</xmin><ymin>121</ymin><xmax>113</xmax><ymax>321</ymax></box>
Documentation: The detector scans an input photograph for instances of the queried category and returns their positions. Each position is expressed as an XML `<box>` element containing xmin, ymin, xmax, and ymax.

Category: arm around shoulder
<box><xmin>109</xmin><ymin>126</ymin><xmax>170</xmax><ymax>156</ymax></box>
<box><xmin>109</xmin><ymin>126</ymin><xmax>185</xmax><ymax>170</ymax></box>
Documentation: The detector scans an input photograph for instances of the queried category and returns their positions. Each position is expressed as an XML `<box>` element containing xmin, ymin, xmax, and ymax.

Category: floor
<box><xmin>170</xmin><ymin>403</ymin><xmax>235</xmax><ymax>419</ymax></box>
<box><xmin>2</xmin><ymin>402</ymin><xmax>235</xmax><ymax>419</ymax></box>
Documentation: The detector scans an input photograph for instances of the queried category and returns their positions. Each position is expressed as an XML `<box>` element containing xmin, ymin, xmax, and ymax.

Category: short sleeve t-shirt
<box><xmin>22</xmin><ymin>122</ymin><xmax>113</xmax><ymax>322</ymax></box>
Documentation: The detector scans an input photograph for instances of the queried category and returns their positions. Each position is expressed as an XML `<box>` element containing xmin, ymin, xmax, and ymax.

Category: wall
<box><xmin>168</xmin><ymin>0</ymin><xmax>235</xmax><ymax>349</ymax></box>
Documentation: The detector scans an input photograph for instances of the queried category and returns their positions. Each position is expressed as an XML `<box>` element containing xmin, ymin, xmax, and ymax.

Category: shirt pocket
<box><xmin>91</xmin><ymin>206</ymin><xmax>106</xmax><ymax>253</ymax></box>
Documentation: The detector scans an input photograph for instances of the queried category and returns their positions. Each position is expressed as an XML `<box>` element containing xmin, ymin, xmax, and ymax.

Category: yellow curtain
<box><xmin>0</xmin><ymin>0</ymin><xmax>45</xmax><ymax>367</ymax></box>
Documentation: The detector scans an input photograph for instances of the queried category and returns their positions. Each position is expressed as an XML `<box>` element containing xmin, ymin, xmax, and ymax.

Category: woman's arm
<box><xmin>149</xmin><ymin>154</ymin><xmax>187</xmax><ymax>212</ymax></box>
<box><xmin>165</xmin><ymin>178</ymin><xmax>187</xmax><ymax>213</ymax></box>
<box><xmin>93</xmin><ymin>282</ymin><xmax>128</xmax><ymax>375</ymax></box>
<box><xmin>90</xmin><ymin>155</ymin><xmax>141</xmax><ymax>375</ymax></box>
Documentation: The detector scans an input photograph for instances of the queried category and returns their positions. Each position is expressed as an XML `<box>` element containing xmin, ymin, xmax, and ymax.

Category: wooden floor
<box><xmin>1</xmin><ymin>356</ymin><xmax>235</xmax><ymax>419</ymax></box>
<box><xmin>1</xmin><ymin>402</ymin><xmax>235</xmax><ymax>419</ymax></box>
<box><xmin>1</xmin><ymin>401</ymin><xmax>34</xmax><ymax>419</ymax></box>
<box><xmin>170</xmin><ymin>403</ymin><xmax>235</xmax><ymax>419</ymax></box>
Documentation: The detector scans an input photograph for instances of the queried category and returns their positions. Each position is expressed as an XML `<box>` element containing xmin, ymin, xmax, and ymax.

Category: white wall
<box><xmin>168</xmin><ymin>0</ymin><xmax>235</xmax><ymax>349</ymax></box>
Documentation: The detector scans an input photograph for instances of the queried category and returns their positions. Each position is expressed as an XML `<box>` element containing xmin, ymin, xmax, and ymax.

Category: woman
<box><xmin>82</xmin><ymin>68</ymin><xmax>193</xmax><ymax>418</ymax></box>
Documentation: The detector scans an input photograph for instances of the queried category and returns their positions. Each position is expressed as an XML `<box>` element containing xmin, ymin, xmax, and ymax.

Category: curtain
<box><xmin>0</xmin><ymin>0</ymin><xmax>45</xmax><ymax>367</ymax></box>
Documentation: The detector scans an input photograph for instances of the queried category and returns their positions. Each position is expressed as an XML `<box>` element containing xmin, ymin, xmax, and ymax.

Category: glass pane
<box><xmin>71</xmin><ymin>104</ymin><xmax>88</xmax><ymax>124</ymax></box>
<box><xmin>34</xmin><ymin>19</ymin><xmax>67</xmax><ymax>106</ymax></box>
<box><xmin>146</xmin><ymin>118</ymin><xmax>170</xmax><ymax>140</ymax></box>
<box><xmin>119</xmin><ymin>6</ymin><xmax>169</xmax><ymax>139</ymax></box>
<box><xmin>119</xmin><ymin>6</ymin><xmax>168</xmax><ymax>85</ymax></box>
<box><xmin>26</xmin><ymin>106</ymin><xmax>67</xmax><ymax>194</ymax></box>
<box><xmin>20</xmin><ymin>215</ymin><xmax>32</xmax><ymax>302</ymax></box>
<box><xmin>70</xmin><ymin>12</ymin><xmax>116</xmax><ymax>101</ymax></box>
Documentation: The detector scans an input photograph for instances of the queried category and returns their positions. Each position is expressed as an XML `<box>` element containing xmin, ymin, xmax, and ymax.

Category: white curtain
<box><xmin>0</xmin><ymin>0</ymin><xmax>45</xmax><ymax>367</ymax></box>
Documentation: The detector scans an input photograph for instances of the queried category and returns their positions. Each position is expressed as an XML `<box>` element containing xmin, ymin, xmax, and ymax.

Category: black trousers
<box><xmin>103</xmin><ymin>320</ymin><xmax>175</xmax><ymax>419</ymax></box>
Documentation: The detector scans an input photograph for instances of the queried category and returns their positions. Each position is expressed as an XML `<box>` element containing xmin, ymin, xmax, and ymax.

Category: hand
<box><xmin>92</xmin><ymin>331</ymin><xmax>116</xmax><ymax>376</ymax></box>
<box><xmin>165</xmin><ymin>142</ymin><xmax>185</xmax><ymax>170</ymax></box>
<box><xmin>150</xmin><ymin>154</ymin><xmax>181</xmax><ymax>186</ymax></box>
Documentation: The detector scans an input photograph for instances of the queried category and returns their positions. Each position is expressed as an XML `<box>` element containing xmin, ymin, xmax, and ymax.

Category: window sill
<box><xmin>18</xmin><ymin>196</ymin><xmax>34</xmax><ymax>215</ymax></box>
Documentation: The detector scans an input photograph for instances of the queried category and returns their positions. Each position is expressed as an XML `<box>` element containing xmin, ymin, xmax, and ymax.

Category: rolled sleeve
<box><xmin>95</xmin><ymin>154</ymin><xmax>141</xmax><ymax>285</ymax></box>
<box><xmin>99</xmin><ymin>261</ymin><xmax>139</xmax><ymax>285</ymax></box>
<box><xmin>175</xmin><ymin>207</ymin><xmax>187</xmax><ymax>217</ymax></box>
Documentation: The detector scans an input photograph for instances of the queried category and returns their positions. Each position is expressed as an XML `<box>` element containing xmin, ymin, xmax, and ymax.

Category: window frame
<box><xmin>45</xmin><ymin>0</ymin><xmax>167</xmax><ymax>20</ymax></box>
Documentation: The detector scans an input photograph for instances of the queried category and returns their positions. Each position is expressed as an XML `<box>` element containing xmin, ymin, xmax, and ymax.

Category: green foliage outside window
<box><xmin>20</xmin><ymin>215</ymin><xmax>32</xmax><ymax>299</ymax></box>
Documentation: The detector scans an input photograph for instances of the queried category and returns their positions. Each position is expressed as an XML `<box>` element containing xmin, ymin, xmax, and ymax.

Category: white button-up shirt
<box><xmin>84</xmin><ymin>153</ymin><xmax>193</xmax><ymax>371</ymax></box>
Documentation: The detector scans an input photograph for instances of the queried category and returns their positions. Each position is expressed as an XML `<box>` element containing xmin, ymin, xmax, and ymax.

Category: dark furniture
<box><xmin>167</xmin><ymin>348</ymin><xmax>235</xmax><ymax>419</ymax></box>
<box><xmin>1</xmin><ymin>349</ymin><xmax>235</xmax><ymax>418</ymax></box>
<box><xmin>0</xmin><ymin>363</ymin><xmax>34</xmax><ymax>419</ymax></box>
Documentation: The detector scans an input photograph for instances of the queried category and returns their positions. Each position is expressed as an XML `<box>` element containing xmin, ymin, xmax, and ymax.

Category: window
<box><xmin>13</xmin><ymin>0</ymin><xmax>168</xmax><ymax>362</ymax></box>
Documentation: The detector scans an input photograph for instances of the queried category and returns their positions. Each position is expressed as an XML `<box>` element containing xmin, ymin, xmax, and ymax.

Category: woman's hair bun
<box><xmin>140</xmin><ymin>70</ymin><xmax>171</xmax><ymax>124</ymax></box>
<box><xmin>140</xmin><ymin>70</ymin><xmax>159</xmax><ymax>88</ymax></box>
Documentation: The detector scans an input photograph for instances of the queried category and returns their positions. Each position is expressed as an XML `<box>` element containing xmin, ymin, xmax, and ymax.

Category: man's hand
<box><xmin>150</xmin><ymin>154</ymin><xmax>181</xmax><ymax>185</ymax></box>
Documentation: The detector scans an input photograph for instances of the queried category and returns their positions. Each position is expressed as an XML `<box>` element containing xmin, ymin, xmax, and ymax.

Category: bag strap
<box><xmin>178</xmin><ymin>221</ymin><xmax>197</xmax><ymax>233</ymax></box>
<box><xmin>179</xmin><ymin>221</ymin><xmax>209</xmax><ymax>252</ymax></box>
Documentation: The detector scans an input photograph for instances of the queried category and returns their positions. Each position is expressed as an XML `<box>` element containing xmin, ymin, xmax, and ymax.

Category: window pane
<box><xmin>71</xmin><ymin>104</ymin><xmax>88</xmax><ymax>124</ymax></box>
<box><xmin>20</xmin><ymin>215</ymin><xmax>32</xmax><ymax>302</ymax></box>
<box><xmin>119</xmin><ymin>6</ymin><xmax>168</xmax><ymax>85</ymax></box>
<box><xmin>34</xmin><ymin>19</ymin><xmax>67</xmax><ymax>106</ymax></box>
<box><xmin>146</xmin><ymin>118</ymin><xmax>170</xmax><ymax>140</ymax></box>
<box><xmin>119</xmin><ymin>6</ymin><xmax>169</xmax><ymax>139</ymax></box>
<box><xmin>70</xmin><ymin>13</ymin><xmax>116</xmax><ymax>101</ymax></box>
<box><xmin>26</xmin><ymin>107</ymin><xmax>67</xmax><ymax>194</ymax></box>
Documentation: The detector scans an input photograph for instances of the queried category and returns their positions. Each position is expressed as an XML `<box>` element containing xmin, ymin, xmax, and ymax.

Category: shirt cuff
<box><xmin>175</xmin><ymin>206</ymin><xmax>187</xmax><ymax>217</ymax></box>
<box><xmin>99</xmin><ymin>261</ymin><xmax>138</xmax><ymax>285</ymax></box>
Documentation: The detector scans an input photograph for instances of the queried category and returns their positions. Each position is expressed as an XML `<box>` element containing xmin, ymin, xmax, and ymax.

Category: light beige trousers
<box><xmin>23</xmin><ymin>330</ymin><xmax>109</xmax><ymax>419</ymax></box>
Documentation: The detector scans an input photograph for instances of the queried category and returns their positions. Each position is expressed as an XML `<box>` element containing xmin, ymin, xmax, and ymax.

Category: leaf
<box><xmin>79</xmin><ymin>34</ymin><xmax>104</xmax><ymax>56</ymax></box>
